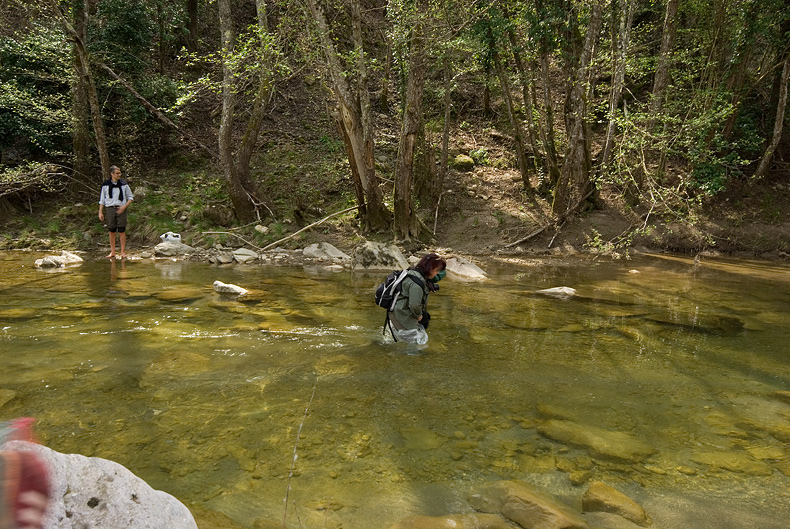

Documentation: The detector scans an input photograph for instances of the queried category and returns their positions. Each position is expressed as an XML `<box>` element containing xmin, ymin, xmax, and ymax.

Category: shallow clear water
<box><xmin>1</xmin><ymin>251</ymin><xmax>790</xmax><ymax>528</ymax></box>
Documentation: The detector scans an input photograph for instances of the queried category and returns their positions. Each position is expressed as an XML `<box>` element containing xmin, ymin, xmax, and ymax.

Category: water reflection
<box><xmin>0</xmin><ymin>251</ymin><xmax>789</xmax><ymax>528</ymax></box>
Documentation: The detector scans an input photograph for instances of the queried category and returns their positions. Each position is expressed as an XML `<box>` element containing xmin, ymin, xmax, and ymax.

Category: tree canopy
<box><xmin>1</xmin><ymin>0</ymin><xmax>788</xmax><ymax>238</ymax></box>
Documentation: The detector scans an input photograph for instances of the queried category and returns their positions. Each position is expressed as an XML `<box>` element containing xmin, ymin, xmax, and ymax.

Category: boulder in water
<box><xmin>1</xmin><ymin>440</ymin><xmax>198</xmax><ymax>529</ymax></box>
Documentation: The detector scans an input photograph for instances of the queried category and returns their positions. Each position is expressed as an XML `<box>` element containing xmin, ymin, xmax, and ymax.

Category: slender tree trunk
<box><xmin>439</xmin><ymin>58</ymin><xmax>452</xmax><ymax>196</ymax></box>
<box><xmin>351</xmin><ymin>0</ymin><xmax>379</xmax><ymax>225</ymax></box>
<box><xmin>48</xmin><ymin>0</ymin><xmax>109</xmax><ymax>178</ymax></box>
<box><xmin>186</xmin><ymin>0</ymin><xmax>199</xmax><ymax>51</ymax></box>
<box><xmin>553</xmin><ymin>0</ymin><xmax>604</xmax><ymax>215</ymax></box>
<box><xmin>508</xmin><ymin>29</ymin><xmax>541</xmax><ymax>173</ymax></box>
<box><xmin>601</xmin><ymin>0</ymin><xmax>635</xmax><ymax>168</ymax></box>
<box><xmin>648</xmin><ymin>0</ymin><xmax>679</xmax><ymax>126</ymax></box>
<box><xmin>218</xmin><ymin>0</ymin><xmax>257</xmax><ymax>223</ymax></box>
<box><xmin>483</xmin><ymin>67</ymin><xmax>492</xmax><ymax>117</ymax></box>
<box><xmin>236</xmin><ymin>0</ymin><xmax>273</xmax><ymax>191</ymax></box>
<box><xmin>157</xmin><ymin>2</ymin><xmax>165</xmax><ymax>74</ymax></box>
<box><xmin>71</xmin><ymin>0</ymin><xmax>92</xmax><ymax>187</ymax></box>
<box><xmin>381</xmin><ymin>36</ymin><xmax>391</xmax><ymax>112</ymax></box>
<box><xmin>306</xmin><ymin>0</ymin><xmax>389</xmax><ymax>231</ymax></box>
<box><xmin>754</xmin><ymin>57</ymin><xmax>790</xmax><ymax>178</ymax></box>
<box><xmin>494</xmin><ymin>48</ymin><xmax>533</xmax><ymax>194</ymax></box>
<box><xmin>539</xmin><ymin>40</ymin><xmax>560</xmax><ymax>188</ymax></box>
<box><xmin>394</xmin><ymin>25</ymin><xmax>427</xmax><ymax>240</ymax></box>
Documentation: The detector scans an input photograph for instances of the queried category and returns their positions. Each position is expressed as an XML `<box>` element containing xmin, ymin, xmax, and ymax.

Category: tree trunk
<box><xmin>394</xmin><ymin>25</ymin><xmax>427</xmax><ymax>240</ymax></box>
<box><xmin>71</xmin><ymin>0</ymin><xmax>92</xmax><ymax>188</ymax></box>
<box><xmin>538</xmin><ymin>37</ymin><xmax>560</xmax><ymax>188</ymax></box>
<box><xmin>439</xmin><ymin>58</ymin><xmax>452</xmax><ymax>197</ymax></box>
<box><xmin>553</xmin><ymin>0</ymin><xmax>604</xmax><ymax>215</ymax></box>
<box><xmin>601</xmin><ymin>0</ymin><xmax>635</xmax><ymax>168</ymax></box>
<box><xmin>235</xmin><ymin>0</ymin><xmax>274</xmax><ymax>205</ymax></box>
<box><xmin>494</xmin><ymin>47</ymin><xmax>533</xmax><ymax>194</ymax></box>
<box><xmin>754</xmin><ymin>57</ymin><xmax>790</xmax><ymax>178</ymax></box>
<box><xmin>648</xmin><ymin>0</ymin><xmax>679</xmax><ymax>126</ymax></box>
<box><xmin>218</xmin><ymin>0</ymin><xmax>258</xmax><ymax>223</ymax></box>
<box><xmin>508</xmin><ymin>29</ymin><xmax>541</xmax><ymax>173</ymax></box>
<box><xmin>49</xmin><ymin>0</ymin><xmax>110</xmax><ymax>179</ymax></box>
<box><xmin>351</xmin><ymin>0</ymin><xmax>381</xmax><ymax>228</ymax></box>
<box><xmin>381</xmin><ymin>36</ymin><xmax>391</xmax><ymax>112</ymax></box>
<box><xmin>186</xmin><ymin>0</ymin><xmax>199</xmax><ymax>51</ymax></box>
<box><xmin>306</xmin><ymin>0</ymin><xmax>389</xmax><ymax>231</ymax></box>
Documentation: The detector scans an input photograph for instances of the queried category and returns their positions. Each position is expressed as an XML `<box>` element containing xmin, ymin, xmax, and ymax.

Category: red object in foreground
<box><xmin>1</xmin><ymin>418</ymin><xmax>50</xmax><ymax>529</ymax></box>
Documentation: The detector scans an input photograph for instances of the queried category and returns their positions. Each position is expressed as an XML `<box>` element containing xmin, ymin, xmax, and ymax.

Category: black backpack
<box><xmin>374</xmin><ymin>270</ymin><xmax>425</xmax><ymax>310</ymax></box>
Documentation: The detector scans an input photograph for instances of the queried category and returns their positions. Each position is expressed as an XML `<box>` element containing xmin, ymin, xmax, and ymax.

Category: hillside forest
<box><xmin>1</xmin><ymin>0</ymin><xmax>789</xmax><ymax>253</ymax></box>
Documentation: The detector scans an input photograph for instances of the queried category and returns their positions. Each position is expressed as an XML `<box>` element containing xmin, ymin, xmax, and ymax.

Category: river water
<box><xmin>1</xmin><ymin>250</ymin><xmax>789</xmax><ymax>529</ymax></box>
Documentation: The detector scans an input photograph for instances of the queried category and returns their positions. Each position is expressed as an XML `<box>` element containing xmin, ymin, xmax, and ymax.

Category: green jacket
<box><xmin>389</xmin><ymin>269</ymin><xmax>430</xmax><ymax>330</ymax></box>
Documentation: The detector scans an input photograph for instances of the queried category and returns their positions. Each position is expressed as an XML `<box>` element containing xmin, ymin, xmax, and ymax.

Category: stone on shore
<box><xmin>232</xmin><ymin>248</ymin><xmax>259</xmax><ymax>263</ymax></box>
<box><xmin>352</xmin><ymin>241</ymin><xmax>409</xmax><ymax>270</ymax></box>
<box><xmin>469</xmin><ymin>480</ymin><xmax>590</xmax><ymax>529</ymax></box>
<box><xmin>2</xmin><ymin>440</ymin><xmax>198</xmax><ymax>529</ymax></box>
<box><xmin>581</xmin><ymin>481</ymin><xmax>651</xmax><ymax>526</ymax></box>
<box><xmin>154</xmin><ymin>241</ymin><xmax>195</xmax><ymax>257</ymax></box>
<box><xmin>538</xmin><ymin>420</ymin><xmax>655</xmax><ymax>463</ymax></box>
<box><xmin>303</xmin><ymin>242</ymin><xmax>351</xmax><ymax>263</ymax></box>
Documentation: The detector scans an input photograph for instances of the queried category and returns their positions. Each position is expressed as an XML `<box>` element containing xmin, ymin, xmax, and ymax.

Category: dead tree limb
<box><xmin>203</xmin><ymin>205</ymin><xmax>357</xmax><ymax>252</ymax></box>
<box><xmin>99</xmin><ymin>63</ymin><xmax>218</xmax><ymax>158</ymax></box>
<box><xmin>504</xmin><ymin>188</ymin><xmax>595</xmax><ymax>248</ymax></box>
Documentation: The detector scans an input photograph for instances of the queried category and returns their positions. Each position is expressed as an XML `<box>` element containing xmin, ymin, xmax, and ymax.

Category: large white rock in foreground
<box><xmin>2</xmin><ymin>440</ymin><xmax>197</xmax><ymax>529</ymax></box>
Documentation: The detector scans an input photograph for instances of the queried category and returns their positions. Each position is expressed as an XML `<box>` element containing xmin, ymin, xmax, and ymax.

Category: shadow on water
<box><xmin>1</xmin><ymin>251</ymin><xmax>789</xmax><ymax>528</ymax></box>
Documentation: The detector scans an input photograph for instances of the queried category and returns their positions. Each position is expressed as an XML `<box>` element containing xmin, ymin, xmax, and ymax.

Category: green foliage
<box><xmin>0</xmin><ymin>22</ymin><xmax>71</xmax><ymax>158</ymax></box>
<box><xmin>89</xmin><ymin>0</ymin><xmax>155</xmax><ymax>72</ymax></box>
<box><xmin>469</xmin><ymin>147</ymin><xmax>489</xmax><ymax>165</ymax></box>
<box><xmin>0</xmin><ymin>162</ymin><xmax>63</xmax><ymax>198</ymax></box>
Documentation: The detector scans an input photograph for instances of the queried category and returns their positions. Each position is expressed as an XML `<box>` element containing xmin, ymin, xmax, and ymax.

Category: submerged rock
<box><xmin>538</xmin><ymin>419</ymin><xmax>655</xmax><ymax>463</ymax></box>
<box><xmin>469</xmin><ymin>480</ymin><xmax>589</xmax><ymax>529</ymax></box>
<box><xmin>389</xmin><ymin>513</ymin><xmax>514</xmax><ymax>529</ymax></box>
<box><xmin>156</xmin><ymin>288</ymin><xmax>204</xmax><ymax>303</ymax></box>
<box><xmin>690</xmin><ymin>451</ymin><xmax>773</xmax><ymax>476</ymax></box>
<box><xmin>581</xmin><ymin>481</ymin><xmax>651</xmax><ymax>526</ymax></box>
<box><xmin>2</xmin><ymin>440</ymin><xmax>198</xmax><ymax>529</ymax></box>
<box><xmin>399</xmin><ymin>427</ymin><xmax>444</xmax><ymax>451</ymax></box>
<box><xmin>535</xmin><ymin>287</ymin><xmax>576</xmax><ymax>299</ymax></box>
<box><xmin>0</xmin><ymin>388</ymin><xmax>16</xmax><ymax>409</ymax></box>
<box><xmin>645</xmin><ymin>312</ymin><xmax>744</xmax><ymax>336</ymax></box>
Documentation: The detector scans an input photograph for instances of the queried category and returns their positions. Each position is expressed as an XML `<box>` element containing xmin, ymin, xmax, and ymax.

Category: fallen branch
<box><xmin>99</xmin><ymin>63</ymin><xmax>218</xmax><ymax>159</ymax></box>
<box><xmin>261</xmin><ymin>205</ymin><xmax>357</xmax><ymax>251</ymax></box>
<box><xmin>203</xmin><ymin>205</ymin><xmax>357</xmax><ymax>252</ymax></box>
<box><xmin>504</xmin><ymin>188</ymin><xmax>595</xmax><ymax>248</ymax></box>
<box><xmin>203</xmin><ymin>231</ymin><xmax>263</xmax><ymax>251</ymax></box>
